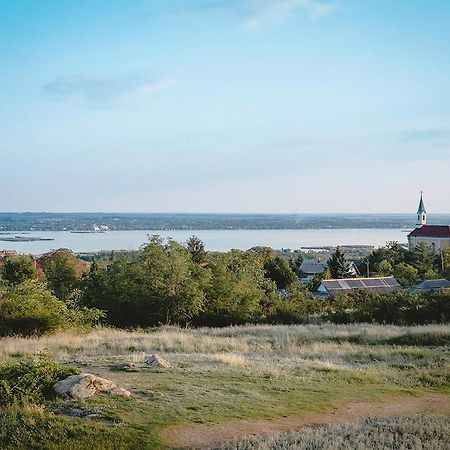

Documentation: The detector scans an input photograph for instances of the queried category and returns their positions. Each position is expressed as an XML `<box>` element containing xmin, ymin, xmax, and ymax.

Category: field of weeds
<box><xmin>213</xmin><ymin>414</ymin><xmax>450</xmax><ymax>450</ymax></box>
<box><xmin>0</xmin><ymin>323</ymin><xmax>449</xmax><ymax>449</ymax></box>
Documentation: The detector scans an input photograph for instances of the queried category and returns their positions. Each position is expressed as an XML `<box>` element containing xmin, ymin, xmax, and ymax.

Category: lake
<box><xmin>0</xmin><ymin>229</ymin><xmax>409</xmax><ymax>254</ymax></box>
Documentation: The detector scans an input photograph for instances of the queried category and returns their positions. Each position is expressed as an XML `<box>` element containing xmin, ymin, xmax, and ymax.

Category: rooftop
<box><xmin>408</xmin><ymin>225</ymin><xmax>450</xmax><ymax>238</ymax></box>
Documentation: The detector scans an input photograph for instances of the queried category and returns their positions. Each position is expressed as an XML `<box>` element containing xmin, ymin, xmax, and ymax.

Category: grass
<box><xmin>212</xmin><ymin>414</ymin><xmax>450</xmax><ymax>450</ymax></box>
<box><xmin>0</xmin><ymin>323</ymin><xmax>449</xmax><ymax>449</ymax></box>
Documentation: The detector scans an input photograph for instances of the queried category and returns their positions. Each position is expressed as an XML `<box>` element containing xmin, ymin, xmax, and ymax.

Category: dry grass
<box><xmin>213</xmin><ymin>414</ymin><xmax>450</xmax><ymax>450</ymax></box>
<box><xmin>1</xmin><ymin>324</ymin><xmax>448</xmax><ymax>389</ymax></box>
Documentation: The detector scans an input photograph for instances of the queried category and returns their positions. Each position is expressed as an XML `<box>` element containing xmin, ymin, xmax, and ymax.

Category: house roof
<box><xmin>408</xmin><ymin>225</ymin><xmax>450</xmax><ymax>238</ymax></box>
<box><xmin>318</xmin><ymin>277</ymin><xmax>401</xmax><ymax>297</ymax></box>
<box><xmin>411</xmin><ymin>279</ymin><xmax>450</xmax><ymax>291</ymax></box>
<box><xmin>301</xmin><ymin>259</ymin><xmax>359</xmax><ymax>275</ymax></box>
<box><xmin>301</xmin><ymin>260</ymin><xmax>327</xmax><ymax>275</ymax></box>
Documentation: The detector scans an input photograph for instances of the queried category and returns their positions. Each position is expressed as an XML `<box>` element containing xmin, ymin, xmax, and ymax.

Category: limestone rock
<box><xmin>53</xmin><ymin>373</ymin><xmax>116</xmax><ymax>400</ymax></box>
<box><xmin>109</xmin><ymin>387</ymin><xmax>131</xmax><ymax>397</ymax></box>
<box><xmin>115</xmin><ymin>362</ymin><xmax>140</xmax><ymax>372</ymax></box>
<box><xmin>145</xmin><ymin>354</ymin><xmax>172</xmax><ymax>368</ymax></box>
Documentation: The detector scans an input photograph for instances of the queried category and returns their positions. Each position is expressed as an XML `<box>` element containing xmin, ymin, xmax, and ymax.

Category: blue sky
<box><xmin>1</xmin><ymin>0</ymin><xmax>449</xmax><ymax>213</ymax></box>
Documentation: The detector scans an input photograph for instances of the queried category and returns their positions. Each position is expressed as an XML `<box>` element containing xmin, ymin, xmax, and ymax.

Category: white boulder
<box><xmin>146</xmin><ymin>354</ymin><xmax>172</xmax><ymax>368</ymax></box>
<box><xmin>53</xmin><ymin>373</ymin><xmax>117</xmax><ymax>400</ymax></box>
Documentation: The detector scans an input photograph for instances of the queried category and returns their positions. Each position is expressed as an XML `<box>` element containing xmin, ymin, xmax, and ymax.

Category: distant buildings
<box><xmin>409</xmin><ymin>279</ymin><xmax>450</xmax><ymax>293</ymax></box>
<box><xmin>300</xmin><ymin>258</ymin><xmax>359</xmax><ymax>280</ymax></box>
<box><xmin>407</xmin><ymin>192</ymin><xmax>450</xmax><ymax>252</ymax></box>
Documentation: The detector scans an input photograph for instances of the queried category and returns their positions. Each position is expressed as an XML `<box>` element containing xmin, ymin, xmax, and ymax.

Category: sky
<box><xmin>1</xmin><ymin>0</ymin><xmax>450</xmax><ymax>213</ymax></box>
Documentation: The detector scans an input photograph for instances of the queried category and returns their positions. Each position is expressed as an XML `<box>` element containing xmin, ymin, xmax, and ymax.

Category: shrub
<box><xmin>0</xmin><ymin>281</ymin><xmax>103</xmax><ymax>336</ymax></box>
<box><xmin>0</xmin><ymin>353</ymin><xmax>78</xmax><ymax>406</ymax></box>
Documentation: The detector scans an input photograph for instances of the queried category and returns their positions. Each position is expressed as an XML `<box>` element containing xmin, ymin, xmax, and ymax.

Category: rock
<box><xmin>53</xmin><ymin>373</ymin><xmax>116</xmax><ymax>400</ymax></box>
<box><xmin>146</xmin><ymin>354</ymin><xmax>172</xmax><ymax>368</ymax></box>
<box><xmin>115</xmin><ymin>362</ymin><xmax>140</xmax><ymax>372</ymax></box>
<box><xmin>108</xmin><ymin>387</ymin><xmax>131</xmax><ymax>397</ymax></box>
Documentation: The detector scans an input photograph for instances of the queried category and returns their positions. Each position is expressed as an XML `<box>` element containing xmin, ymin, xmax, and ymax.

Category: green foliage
<box><xmin>393</xmin><ymin>263</ymin><xmax>419</xmax><ymax>286</ymax></box>
<box><xmin>328</xmin><ymin>289</ymin><xmax>450</xmax><ymax>325</ymax></box>
<box><xmin>0</xmin><ymin>407</ymin><xmax>140</xmax><ymax>450</ymax></box>
<box><xmin>327</xmin><ymin>247</ymin><xmax>353</xmax><ymax>279</ymax></box>
<box><xmin>377</xmin><ymin>259</ymin><xmax>393</xmax><ymax>276</ymax></box>
<box><xmin>0</xmin><ymin>281</ymin><xmax>103</xmax><ymax>336</ymax></box>
<box><xmin>0</xmin><ymin>353</ymin><xmax>78</xmax><ymax>407</ymax></box>
<box><xmin>1</xmin><ymin>255</ymin><xmax>36</xmax><ymax>285</ymax></box>
<box><xmin>186</xmin><ymin>235</ymin><xmax>207</xmax><ymax>264</ymax></box>
<box><xmin>266</xmin><ymin>291</ymin><xmax>324</xmax><ymax>324</ymax></box>
<box><xmin>202</xmin><ymin>250</ymin><xmax>272</xmax><ymax>326</ymax></box>
<box><xmin>264</xmin><ymin>256</ymin><xmax>298</xmax><ymax>290</ymax></box>
<box><xmin>39</xmin><ymin>249</ymin><xmax>80</xmax><ymax>300</ymax></box>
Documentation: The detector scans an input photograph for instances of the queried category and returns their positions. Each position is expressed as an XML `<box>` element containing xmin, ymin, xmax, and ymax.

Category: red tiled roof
<box><xmin>408</xmin><ymin>225</ymin><xmax>450</xmax><ymax>238</ymax></box>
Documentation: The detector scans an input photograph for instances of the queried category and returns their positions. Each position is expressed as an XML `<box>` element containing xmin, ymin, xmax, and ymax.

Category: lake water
<box><xmin>0</xmin><ymin>229</ymin><xmax>409</xmax><ymax>254</ymax></box>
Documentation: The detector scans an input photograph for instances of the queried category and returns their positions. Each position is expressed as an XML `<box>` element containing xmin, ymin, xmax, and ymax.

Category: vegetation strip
<box><xmin>164</xmin><ymin>393</ymin><xmax>450</xmax><ymax>448</ymax></box>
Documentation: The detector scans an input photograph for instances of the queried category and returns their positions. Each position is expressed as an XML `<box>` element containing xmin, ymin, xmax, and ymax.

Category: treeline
<box><xmin>1</xmin><ymin>237</ymin><xmax>449</xmax><ymax>336</ymax></box>
<box><xmin>365</xmin><ymin>241</ymin><xmax>450</xmax><ymax>285</ymax></box>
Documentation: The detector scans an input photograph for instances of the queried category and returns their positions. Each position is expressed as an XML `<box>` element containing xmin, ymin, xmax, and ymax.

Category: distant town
<box><xmin>1</xmin><ymin>211</ymin><xmax>450</xmax><ymax>232</ymax></box>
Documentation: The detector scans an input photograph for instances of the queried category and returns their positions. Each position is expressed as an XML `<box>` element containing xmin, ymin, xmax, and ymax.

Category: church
<box><xmin>407</xmin><ymin>193</ymin><xmax>450</xmax><ymax>252</ymax></box>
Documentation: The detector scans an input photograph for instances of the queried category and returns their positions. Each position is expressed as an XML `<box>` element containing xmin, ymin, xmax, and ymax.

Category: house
<box><xmin>407</xmin><ymin>193</ymin><xmax>450</xmax><ymax>252</ymax></box>
<box><xmin>300</xmin><ymin>258</ymin><xmax>359</xmax><ymax>280</ymax></box>
<box><xmin>315</xmin><ymin>276</ymin><xmax>401</xmax><ymax>298</ymax></box>
<box><xmin>409</xmin><ymin>279</ymin><xmax>450</xmax><ymax>293</ymax></box>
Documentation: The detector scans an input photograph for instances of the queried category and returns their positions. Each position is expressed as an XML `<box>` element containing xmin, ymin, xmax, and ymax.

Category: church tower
<box><xmin>416</xmin><ymin>191</ymin><xmax>427</xmax><ymax>227</ymax></box>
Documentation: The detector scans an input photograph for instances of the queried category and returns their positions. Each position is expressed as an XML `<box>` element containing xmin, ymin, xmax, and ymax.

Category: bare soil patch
<box><xmin>164</xmin><ymin>393</ymin><xmax>450</xmax><ymax>449</ymax></box>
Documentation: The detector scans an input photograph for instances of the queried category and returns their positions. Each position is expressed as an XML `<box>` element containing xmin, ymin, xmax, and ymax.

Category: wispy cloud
<box><xmin>240</xmin><ymin>0</ymin><xmax>339</xmax><ymax>31</ymax></box>
<box><xmin>44</xmin><ymin>73</ymin><xmax>176</xmax><ymax>105</ymax></box>
<box><xmin>143</xmin><ymin>0</ymin><xmax>339</xmax><ymax>31</ymax></box>
<box><xmin>401</xmin><ymin>127</ymin><xmax>450</xmax><ymax>142</ymax></box>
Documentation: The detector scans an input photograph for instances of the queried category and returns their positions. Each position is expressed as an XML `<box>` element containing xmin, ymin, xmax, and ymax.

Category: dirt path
<box><xmin>163</xmin><ymin>393</ymin><xmax>450</xmax><ymax>449</ymax></box>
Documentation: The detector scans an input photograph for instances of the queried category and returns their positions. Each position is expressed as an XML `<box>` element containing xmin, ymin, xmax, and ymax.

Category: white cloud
<box><xmin>44</xmin><ymin>73</ymin><xmax>176</xmax><ymax>104</ymax></box>
<box><xmin>240</xmin><ymin>0</ymin><xmax>339</xmax><ymax>31</ymax></box>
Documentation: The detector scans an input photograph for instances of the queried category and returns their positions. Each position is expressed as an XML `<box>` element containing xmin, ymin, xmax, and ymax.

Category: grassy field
<box><xmin>1</xmin><ymin>324</ymin><xmax>449</xmax><ymax>449</ymax></box>
<box><xmin>213</xmin><ymin>414</ymin><xmax>450</xmax><ymax>450</ymax></box>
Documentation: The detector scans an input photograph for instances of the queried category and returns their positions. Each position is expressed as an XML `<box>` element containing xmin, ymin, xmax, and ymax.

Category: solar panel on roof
<box><xmin>346</xmin><ymin>280</ymin><xmax>362</xmax><ymax>288</ymax></box>
<box><xmin>363</xmin><ymin>279</ymin><xmax>383</xmax><ymax>287</ymax></box>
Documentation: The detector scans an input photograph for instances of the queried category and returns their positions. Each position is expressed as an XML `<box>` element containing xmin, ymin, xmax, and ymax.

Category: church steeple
<box><xmin>416</xmin><ymin>191</ymin><xmax>427</xmax><ymax>226</ymax></box>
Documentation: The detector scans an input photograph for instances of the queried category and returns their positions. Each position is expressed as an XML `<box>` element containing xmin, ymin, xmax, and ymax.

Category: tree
<box><xmin>411</xmin><ymin>243</ymin><xmax>436</xmax><ymax>278</ymax></box>
<box><xmin>0</xmin><ymin>281</ymin><xmax>102</xmax><ymax>336</ymax></box>
<box><xmin>202</xmin><ymin>250</ymin><xmax>273</xmax><ymax>325</ymax></box>
<box><xmin>378</xmin><ymin>259</ymin><xmax>393</xmax><ymax>276</ymax></box>
<box><xmin>264</xmin><ymin>256</ymin><xmax>298</xmax><ymax>290</ymax></box>
<box><xmin>38</xmin><ymin>250</ymin><xmax>81</xmax><ymax>301</ymax></box>
<box><xmin>140</xmin><ymin>236</ymin><xmax>206</xmax><ymax>325</ymax></box>
<box><xmin>327</xmin><ymin>247</ymin><xmax>353</xmax><ymax>279</ymax></box>
<box><xmin>1</xmin><ymin>255</ymin><xmax>36</xmax><ymax>285</ymax></box>
<box><xmin>186</xmin><ymin>235</ymin><xmax>207</xmax><ymax>265</ymax></box>
<box><xmin>393</xmin><ymin>263</ymin><xmax>419</xmax><ymax>286</ymax></box>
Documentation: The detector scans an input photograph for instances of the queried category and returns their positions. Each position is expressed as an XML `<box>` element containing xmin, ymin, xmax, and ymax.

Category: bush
<box><xmin>0</xmin><ymin>281</ymin><xmax>103</xmax><ymax>336</ymax></box>
<box><xmin>328</xmin><ymin>289</ymin><xmax>450</xmax><ymax>325</ymax></box>
<box><xmin>0</xmin><ymin>353</ymin><xmax>78</xmax><ymax>407</ymax></box>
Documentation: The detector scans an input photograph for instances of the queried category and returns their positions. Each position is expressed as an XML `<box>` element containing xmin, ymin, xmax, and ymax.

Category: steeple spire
<box><xmin>416</xmin><ymin>191</ymin><xmax>427</xmax><ymax>226</ymax></box>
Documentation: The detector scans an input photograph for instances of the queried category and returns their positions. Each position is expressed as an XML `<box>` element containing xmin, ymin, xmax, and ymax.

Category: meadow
<box><xmin>1</xmin><ymin>323</ymin><xmax>449</xmax><ymax>449</ymax></box>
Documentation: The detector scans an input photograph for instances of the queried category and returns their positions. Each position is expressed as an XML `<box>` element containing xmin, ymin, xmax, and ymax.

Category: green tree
<box><xmin>202</xmin><ymin>250</ymin><xmax>274</xmax><ymax>325</ymax></box>
<box><xmin>39</xmin><ymin>250</ymin><xmax>80</xmax><ymax>300</ymax></box>
<box><xmin>0</xmin><ymin>281</ymin><xmax>102</xmax><ymax>336</ymax></box>
<box><xmin>393</xmin><ymin>263</ymin><xmax>419</xmax><ymax>286</ymax></box>
<box><xmin>327</xmin><ymin>247</ymin><xmax>353</xmax><ymax>279</ymax></box>
<box><xmin>378</xmin><ymin>259</ymin><xmax>393</xmax><ymax>276</ymax></box>
<box><xmin>264</xmin><ymin>256</ymin><xmax>298</xmax><ymax>290</ymax></box>
<box><xmin>411</xmin><ymin>242</ymin><xmax>436</xmax><ymax>278</ymax></box>
<box><xmin>185</xmin><ymin>235</ymin><xmax>207</xmax><ymax>265</ymax></box>
<box><xmin>1</xmin><ymin>255</ymin><xmax>36</xmax><ymax>285</ymax></box>
<box><xmin>140</xmin><ymin>236</ymin><xmax>206</xmax><ymax>325</ymax></box>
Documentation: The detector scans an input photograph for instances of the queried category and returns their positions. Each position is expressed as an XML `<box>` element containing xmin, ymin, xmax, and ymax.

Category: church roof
<box><xmin>408</xmin><ymin>225</ymin><xmax>450</xmax><ymax>238</ymax></box>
